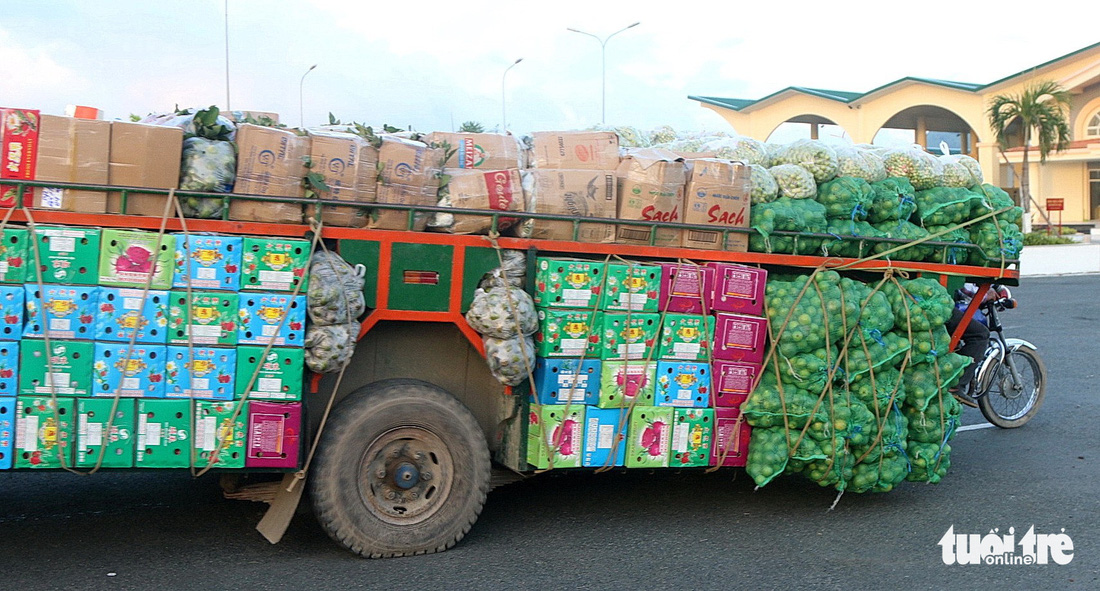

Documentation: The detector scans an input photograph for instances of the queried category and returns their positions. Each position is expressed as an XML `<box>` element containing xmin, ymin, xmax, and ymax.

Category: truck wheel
<box><xmin>310</xmin><ymin>379</ymin><xmax>491</xmax><ymax>558</ymax></box>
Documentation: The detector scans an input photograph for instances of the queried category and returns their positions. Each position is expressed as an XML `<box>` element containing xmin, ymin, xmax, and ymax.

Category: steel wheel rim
<box><xmin>358</xmin><ymin>426</ymin><xmax>454</xmax><ymax>526</ymax></box>
<box><xmin>987</xmin><ymin>351</ymin><xmax>1041</xmax><ymax>421</ymax></box>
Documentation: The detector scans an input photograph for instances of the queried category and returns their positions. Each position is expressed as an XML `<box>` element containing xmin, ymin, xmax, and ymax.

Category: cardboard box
<box><xmin>710</xmin><ymin>406</ymin><xmax>751</xmax><ymax>467</ymax></box>
<box><xmin>597</xmin><ymin>360</ymin><xmax>655</xmax><ymax>409</ymax></box>
<box><xmin>98</xmin><ymin>229</ymin><xmax>176</xmax><ymax>289</ymax></box>
<box><xmin>657</xmin><ymin>313</ymin><xmax>714</xmax><ymax>362</ymax></box>
<box><xmin>713</xmin><ymin>312</ymin><xmax>768</xmax><ymax>364</ymax></box>
<box><xmin>530</xmin><ymin>131</ymin><xmax>619</xmax><ymax>170</ymax></box>
<box><xmin>615</xmin><ymin>149</ymin><xmax>687</xmax><ymax>247</ymax></box>
<box><xmin>309</xmin><ymin>130</ymin><xmax>367</xmax><ymax>228</ymax></box>
<box><xmin>230</xmin><ymin>123</ymin><xmax>309</xmax><ymax>224</ymax></box>
<box><xmin>135</xmin><ymin>399</ymin><xmax>191</xmax><ymax>468</ymax></box>
<box><xmin>75</xmin><ymin>398</ymin><xmax>135</xmax><ymax>468</ymax></box>
<box><xmin>246</xmin><ymin>401</ymin><xmax>301</xmax><ymax>468</ymax></box>
<box><xmin>519</xmin><ymin>169</ymin><xmax>617</xmax><ymax>243</ymax></box>
<box><xmin>655</xmin><ymin>361</ymin><xmax>711</xmax><ymax>408</ymax></box>
<box><xmin>15</xmin><ymin>396</ymin><xmax>74</xmax><ymax>468</ymax></box>
<box><xmin>238</xmin><ymin>293</ymin><xmax>306</xmax><ymax>347</ymax></box>
<box><xmin>532</xmin><ymin>357</ymin><xmax>601</xmax><ymax>405</ymax></box>
<box><xmin>0</xmin><ymin>342</ymin><xmax>17</xmax><ymax>396</ymax></box>
<box><xmin>0</xmin><ymin>108</ymin><xmax>40</xmax><ymax>207</ymax></box>
<box><xmin>598</xmin><ymin>312</ymin><xmax>659</xmax><ymax>361</ymax></box>
<box><xmin>235</xmin><ymin>346</ymin><xmax>304</xmax><ymax>401</ymax></box>
<box><xmin>23</xmin><ymin>284</ymin><xmax>98</xmax><ymax>340</ymax></box>
<box><xmin>19</xmin><ymin>339</ymin><xmax>94</xmax><ymax>396</ymax></box>
<box><xmin>370</xmin><ymin>136</ymin><xmax>444</xmax><ymax>231</ymax></box>
<box><xmin>194</xmin><ymin>400</ymin><xmax>247</xmax><ymax>469</ymax></box>
<box><xmin>0</xmin><ymin>397</ymin><xmax>13</xmax><ymax>469</ymax></box>
<box><xmin>602</xmin><ymin>262</ymin><xmax>660</xmax><ymax>312</ymax></box>
<box><xmin>173</xmin><ymin>234</ymin><xmax>243</xmax><ymax>290</ymax></box>
<box><xmin>432</xmin><ymin>169</ymin><xmax>523</xmax><ymax>235</ymax></box>
<box><xmin>165</xmin><ymin>345</ymin><xmax>236</xmax><ymax>400</ymax></box>
<box><xmin>33</xmin><ymin>225</ymin><xmax>101</xmax><ymax>284</ymax></box>
<box><xmin>240</xmin><ymin>237</ymin><xmax>310</xmax><ymax>292</ymax></box>
<box><xmin>706</xmin><ymin>262</ymin><xmax>767</xmax><ymax>316</ymax></box>
<box><xmin>425</xmin><ymin>132</ymin><xmax>523</xmax><ymax>170</ymax></box>
<box><xmin>658</xmin><ymin>263</ymin><xmax>714</xmax><ymax>314</ymax></box>
<box><xmin>533</xmin><ymin>257</ymin><xmax>606</xmax><ymax>309</ymax></box>
<box><xmin>106</xmin><ymin>121</ymin><xmax>182</xmax><ymax>215</ymax></box>
<box><xmin>0</xmin><ymin>227</ymin><xmax>29</xmax><ymax>283</ymax></box>
<box><xmin>534</xmin><ymin>308</ymin><xmax>601</xmax><ymax>358</ymax></box>
<box><xmin>167</xmin><ymin>291</ymin><xmax>239</xmax><ymax>346</ymax></box>
<box><xmin>527</xmin><ymin>404</ymin><xmax>585</xmax><ymax>469</ymax></box>
<box><xmin>581</xmin><ymin>406</ymin><xmax>627</xmax><ymax>468</ymax></box>
<box><xmin>682</xmin><ymin>159</ymin><xmax>751</xmax><ymax>251</ymax></box>
<box><xmin>712</xmin><ymin>360</ymin><xmax>760</xmax><ymax>408</ymax></box>
<box><xmin>94</xmin><ymin>287</ymin><xmax>169</xmax><ymax>343</ymax></box>
<box><xmin>625</xmin><ymin>406</ymin><xmax>673</xmax><ymax>468</ymax></box>
<box><xmin>670</xmin><ymin>407</ymin><xmax>714</xmax><ymax>468</ymax></box>
<box><xmin>0</xmin><ymin>285</ymin><xmax>22</xmax><ymax>340</ymax></box>
<box><xmin>355</xmin><ymin>143</ymin><xmax>379</xmax><ymax>204</ymax></box>
<box><xmin>92</xmin><ymin>343</ymin><xmax>167</xmax><ymax>398</ymax></box>
<box><xmin>33</xmin><ymin>115</ymin><xmax>110</xmax><ymax>213</ymax></box>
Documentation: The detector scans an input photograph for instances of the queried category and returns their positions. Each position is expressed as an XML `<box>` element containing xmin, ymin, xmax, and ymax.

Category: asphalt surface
<box><xmin>0</xmin><ymin>274</ymin><xmax>1097</xmax><ymax>590</ymax></box>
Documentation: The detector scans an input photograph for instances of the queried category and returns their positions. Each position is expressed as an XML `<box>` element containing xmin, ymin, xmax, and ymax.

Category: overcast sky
<box><xmin>2</xmin><ymin>0</ymin><xmax>1097</xmax><ymax>141</ymax></box>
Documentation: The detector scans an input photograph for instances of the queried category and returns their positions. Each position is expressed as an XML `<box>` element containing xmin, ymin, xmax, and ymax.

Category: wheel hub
<box><xmin>393</xmin><ymin>462</ymin><xmax>420</xmax><ymax>489</ymax></box>
<box><xmin>358</xmin><ymin>427</ymin><xmax>453</xmax><ymax>525</ymax></box>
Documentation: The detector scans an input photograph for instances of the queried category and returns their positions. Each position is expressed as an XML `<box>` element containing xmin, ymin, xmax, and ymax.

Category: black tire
<box><xmin>978</xmin><ymin>348</ymin><xmax>1046</xmax><ymax>429</ymax></box>
<box><xmin>310</xmin><ymin>379</ymin><xmax>491</xmax><ymax>558</ymax></box>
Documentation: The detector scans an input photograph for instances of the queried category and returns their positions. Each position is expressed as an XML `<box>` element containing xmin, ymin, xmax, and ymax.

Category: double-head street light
<box><xmin>566</xmin><ymin>22</ymin><xmax>640</xmax><ymax>125</ymax></box>
<box><xmin>502</xmin><ymin>58</ymin><xmax>524</xmax><ymax>132</ymax></box>
<box><xmin>300</xmin><ymin>64</ymin><xmax>317</xmax><ymax>128</ymax></box>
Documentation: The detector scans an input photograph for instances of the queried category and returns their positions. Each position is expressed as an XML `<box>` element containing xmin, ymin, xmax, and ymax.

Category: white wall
<box><xmin>1019</xmin><ymin>244</ymin><xmax>1100</xmax><ymax>276</ymax></box>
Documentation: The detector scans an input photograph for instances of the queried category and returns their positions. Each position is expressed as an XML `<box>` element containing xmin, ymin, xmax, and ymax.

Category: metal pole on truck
<box><xmin>567</xmin><ymin>22</ymin><xmax>640</xmax><ymax>125</ymax></box>
<box><xmin>502</xmin><ymin>58</ymin><xmax>523</xmax><ymax>132</ymax></box>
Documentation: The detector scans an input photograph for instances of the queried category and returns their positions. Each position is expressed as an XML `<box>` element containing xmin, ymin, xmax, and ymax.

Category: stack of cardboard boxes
<box><xmin>424</xmin><ymin>131</ymin><xmax>525</xmax><ymax>235</ymax></box>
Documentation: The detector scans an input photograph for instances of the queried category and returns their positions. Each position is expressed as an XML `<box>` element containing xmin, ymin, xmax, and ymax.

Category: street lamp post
<box><xmin>299</xmin><ymin>64</ymin><xmax>317</xmax><ymax>128</ymax></box>
<box><xmin>566</xmin><ymin>22</ymin><xmax>640</xmax><ymax>125</ymax></box>
<box><xmin>502</xmin><ymin>58</ymin><xmax>523</xmax><ymax>132</ymax></box>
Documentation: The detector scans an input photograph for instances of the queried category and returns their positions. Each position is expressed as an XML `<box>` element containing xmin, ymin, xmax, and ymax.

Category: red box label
<box><xmin>0</xmin><ymin>108</ymin><xmax>40</xmax><ymax>207</ymax></box>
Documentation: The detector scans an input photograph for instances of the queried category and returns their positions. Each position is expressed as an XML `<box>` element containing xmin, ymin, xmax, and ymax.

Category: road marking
<box><xmin>956</xmin><ymin>423</ymin><xmax>996</xmax><ymax>432</ymax></box>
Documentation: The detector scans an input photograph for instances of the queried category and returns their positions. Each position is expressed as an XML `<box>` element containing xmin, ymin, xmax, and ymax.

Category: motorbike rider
<box><xmin>945</xmin><ymin>283</ymin><xmax>999</xmax><ymax>407</ymax></box>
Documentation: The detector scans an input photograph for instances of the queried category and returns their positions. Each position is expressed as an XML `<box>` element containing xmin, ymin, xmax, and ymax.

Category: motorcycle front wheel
<box><xmin>978</xmin><ymin>347</ymin><xmax>1046</xmax><ymax>428</ymax></box>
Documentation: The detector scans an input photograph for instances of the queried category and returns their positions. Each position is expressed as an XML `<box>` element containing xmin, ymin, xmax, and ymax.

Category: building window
<box><xmin>1088</xmin><ymin>112</ymin><xmax>1100</xmax><ymax>138</ymax></box>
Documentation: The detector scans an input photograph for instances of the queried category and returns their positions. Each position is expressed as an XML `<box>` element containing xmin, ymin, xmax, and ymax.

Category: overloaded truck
<box><xmin>0</xmin><ymin>109</ymin><xmax>1023</xmax><ymax>558</ymax></box>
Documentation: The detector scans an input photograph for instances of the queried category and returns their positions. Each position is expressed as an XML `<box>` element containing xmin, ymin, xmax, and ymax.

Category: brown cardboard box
<box><xmin>33</xmin><ymin>115</ymin><xmax>111</xmax><ymax>213</ymax></box>
<box><xmin>308</xmin><ymin>130</ymin><xmax>370</xmax><ymax>228</ymax></box>
<box><xmin>430</xmin><ymin>169</ymin><xmax>524</xmax><ymax>235</ymax></box>
<box><xmin>615</xmin><ymin>148</ymin><xmax>686</xmax><ymax>247</ymax></box>
<box><xmin>356</xmin><ymin>144</ymin><xmax>379</xmax><ymax>204</ymax></box>
<box><xmin>423</xmin><ymin>132</ymin><xmax>522</xmax><ymax>170</ymax></box>
<box><xmin>370</xmin><ymin>136</ymin><xmax>444</xmax><ymax>231</ymax></box>
<box><xmin>230</xmin><ymin>124</ymin><xmax>309</xmax><ymax>224</ymax></box>
<box><xmin>106</xmin><ymin>121</ymin><xmax>183</xmax><ymax>215</ymax></box>
<box><xmin>518</xmin><ymin>168</ymin><xmax>617</xmax><ymax>243</ymax></box>
<box><xmin>682</xmin><ymin>159</ymin><xmax>751</xmax><ymax>251</ymax></box>
<box><xmin>530</xmin><ymin>131</ymin><xmax>620</xmax><ymax>170</ymax></box>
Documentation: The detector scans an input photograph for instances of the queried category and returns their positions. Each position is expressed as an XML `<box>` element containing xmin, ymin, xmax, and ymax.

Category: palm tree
<box><xmin>458</xmin><ymin>121</ymin><xmax>485</xmax><ymax>133</ymax></box>
<box><xmin>987</xmin><ymin>80</ymin><xmax>1072</xmax><ymax>233</ymax></box>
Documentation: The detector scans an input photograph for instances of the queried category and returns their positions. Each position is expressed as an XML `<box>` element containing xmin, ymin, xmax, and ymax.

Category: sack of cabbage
<box><xmin>304</xmin><ymin>251</ymin><xmax>367</xmax><ymax>373</ymax></box>
<box><xmin>465</xmin><ymin>251</ymin><xmax>539</xmax><ymax>386</ymax></box>
<box><xmin>743</xmin><ymin>272</ymin><xmax>967</xmax><ymax>493</ymax></box>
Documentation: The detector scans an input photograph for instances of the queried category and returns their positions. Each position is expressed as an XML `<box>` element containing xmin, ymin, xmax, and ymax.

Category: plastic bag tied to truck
<box><xmin>304</xmin><ymin>251</ymin><xmax>367</xmax><ymax>373</ymax></box>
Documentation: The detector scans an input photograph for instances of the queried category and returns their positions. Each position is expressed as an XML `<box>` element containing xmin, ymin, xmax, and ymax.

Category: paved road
<box><xmin>1</xmin><ymin>275</ymin><xmax>1097</xmax><ymax>590</ymax></box>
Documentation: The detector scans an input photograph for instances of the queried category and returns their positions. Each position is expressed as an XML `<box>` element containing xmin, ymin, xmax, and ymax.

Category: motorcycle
<box><xmin>954</xmin><ymin>284</ymin><xmax>1046</xmax><ymax>428</ymax></box>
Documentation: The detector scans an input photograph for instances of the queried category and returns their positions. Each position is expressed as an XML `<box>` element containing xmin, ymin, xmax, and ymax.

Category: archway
<box><xmin>871</xmin><ymin>105</ymin><xmax>980</xmax><ymax>156</ymax></box>
<box><xmin>767</xmin><ymin>114</ymin><xmax>852</xmax><ymax>146</ymax></box>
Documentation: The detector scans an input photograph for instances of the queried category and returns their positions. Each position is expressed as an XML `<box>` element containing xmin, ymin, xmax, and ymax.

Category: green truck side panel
<box><xmin>461</xmin><ymin>247</ymin><xmax>505</xmax><ymax>313</ymax></box>
<box><xmin>336</xmin><ymin>239</ymin><xmax>380</xmax><ymax>309</ymax></box>
<box><xmin>388</xmin><ymin>243</ymin><xmax>453</xmax><ymax>312</ymax></box>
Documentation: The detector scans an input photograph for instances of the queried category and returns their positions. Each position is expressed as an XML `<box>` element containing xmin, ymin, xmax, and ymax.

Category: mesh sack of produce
<box><xmin>900</xmin><ymin>353</ymin><xmax>969</xmax><ymax>412</ymax></box>
<box><xmin>764</xmin><ymin>271</ymin><xmax>844</xmax><ymax>356</ymax></box>
<box><xmin>648</xmin><ymin>125</ymin><xmax>679</xmax><ymax>146</ymax></box>
<box><xmin>845</xmin><ymin>330</ymin><xmax>910</xmax><ymax>380</ymax></box>
<box><xmin>871</xmin><ymin>219</ymin><xmax>933</xmax><ymax>261</ymax></box>
<box><xmin>907</xmin><ymin>441</ymin><xmax>951</xmax><ymax>483</ymax></box>
<box><xmin>742</xmin><ymin>371</ymin><xmax>826</xmax><ymax>430</ymax></box>
<box><xmin>838</xmin><ymin>277</ymin><xmax>895</xmax><ymax>336</ymax></box>
<box><xmin>908</xmin><ymin>326</ymin><xmax>951</xmax><ymax>366</ymax></box>
<box><xmin>478</xmin><ymin>249</ymin><xmax>527</xmax><ymax>289</ymax></box>
<box><xmin>178</xmin><ymin>137</ymin><xmax>236</xmax><ymax>216</ymax></box>
<box><xmin>882</xmin><ymin>146</ymin><xmax>944</xmax><ymax>190</ymax></box>
<box><xmin>465</xmin><ymin>285</ymin><xmax>537</xmax><ymax>339</ymax></box>
<box><xmin>771</xmin><ymin>139</ymin><xmax>839</xmax><ymax>183</ymax></box>
<box><xmin>971</xmin><ymin>219</ymin><xmax>1024</xmax><ymax>265</ymax></box>
<box><xmin>483</xmin><ymin>335</ymin><xmax>536</xmax><ymax>386</ymax></box>
<box><xmin>913</xmin><ymin>186</ymin><xmax>976</xmax><ymax>227</ymax></box>
<box><xmin>704</xmin><ymin>135</ymin><xmax>770</xmax><ymax>165</ymax></box>
<box><xmin>835</xmin><ymin>145</ymin><xmax>887</xmax><ymax>183</ymax></box>
<box><xmin>905</xmin><ymin>395</ymin><xmax>962</xmax><ymax>445</ymax></box>
<box><xmin>776</xmin><ymin>349</ymin><xmax>835</xmax><ymax>395</ymax></box>
<box><xmin>782</xmin><ymin>431</ymin><xmax>828</xmax><ymax>475</ymax></box>
<box><xmin>748</xmin><ymin>164</ymin><xmax>780</xmax><ymax>203</ymax></box>
<box><xmin>850</xmin><ymin>451</ymin><xmax>910</xmax><ymax>493</ymax></box>
<box><xmin>938</xmin><ymin>156</ymin><xmax>975</xmax><ymax>188</ymax></box>
<box><xmin>746</xmin><ymin>427</ymin><xmax>791</xmax><ymax>487</ymax></box>
<box><xmin>749</xmin><ymin>198</ymin><xmax>827</xmax><ymax>255</ymax></box>
<box><xmin>800</xmin><ymin>437</ymin><xmax>855</xmax><ymax>490</ymax></box>
<box><xmin>804</xmin><ymin>397</ymin><xmax>876</xmax><ymax>448</ymax></box>
<box><xmin>822</xmin><ymin>219</ymin><xmax>884</xmax><ymax>258</ymax></box>
<box><xmin>970</xmin><ymin>184</ymin><xmax>1023</xmax><ymax>224</ymax></box>
<box><xmin>307</xmin><ymin>252</ymin><xmax>367</xmax><ymax>326</ymax></box>
<box><xmin>849</xmin><ymin>366</ymin><xmax>907</xmax><ymax>408</ymax></box>
<box><xmin>867</xmin><ymin>177</ymin><xmax>918</xmax><ymax>223</ymax></box>
<box><xmin>923</xmin><ymin>225</ymin><xmax>972</xmax><ymax>265</ymax></box>
<box><xmin>882</xmin><ymin>277</ymin><xmax>954</xmax><ymax>333</ymax></box>
<box><xmin>612</xmin><ymin>125</ymin><xmax>651</xmax><ymax>148</ymax></box>
<box><xmin>304</xmin><ymin>322</ymin><xmax>359</xmax><ymax>373</ymax></box>
<box><xmin>851</xmin><ymin>400</ymin><xmax>909</xmax><ymax>464</ymax></box>
<box><xmin>767</xmin><ymin>164</ymin><xmax>817</xmax><ymax>199</ymax></box>
<box><xmin>816</xmin><ymin>176</ymin><xmax>873</xmax><ymax>220</ymax></box>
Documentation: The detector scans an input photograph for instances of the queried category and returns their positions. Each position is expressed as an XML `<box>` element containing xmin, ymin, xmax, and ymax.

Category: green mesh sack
<box><xmin>748</xmin><ymin>163</ymin><xmax>779</xmax><ymax>204</ymax></box>
<box><xmin>801</xmin><ymin>437</ymin><xmax>855</xmax><ymax>490</ymax></box>
<box><xmin>871</xmin><ymin>452</ymin><xmax>911</xmax><ymax>492</ymax></box>
<box><xmin>772</xmin><ymin>139</ymin><xmax>839</xmax><ymax>183</ymax></box>
<box><xmin>816</xmin><ymin>176</ymin><xmax>874</xmax><ymax>220</ymax></box>
<box><xmin>845</xmin><ymin>330</ymin><xmax>910</xmax><ymax>379</ymax></box>
<box><xmin>971</xmin><ymin>219</ymin><xmax>1024</xmax><ymax>265</ymax></box>
<box><xmin>839</xmin><ymin>277</ymin><xmax>894</xmax><ymax>336</ymax></box>
<box><xmin>783</xmin><ymin>432</ymin><xmax>828</xmax><ymax>474</ymax></box>
<box><xmin>776</xmin><ymin>350</ymin><xmax>833</xmax><ymax>394</ymax></box>
<box><xmin>924</xmin><ymin>225</ymin><xmax>973</xmax><ymax>265</ymax></box>
<box><xmin>904</xmin><ymin>395</ymin><xmax>962</xmax><ymax>445</ymax></box>
<box><xmin>868</xmin><ymin>177</ymin><xmax>918</xmax><ymax>223</ymax></box>
<box><xmin>742</xmin><ymin>372</ymin><xmax>825</xmax><ymax>430</ymax></box>
<box><xmin>749</xmin><ymin>198</ymin><xmax>827</xmax><ymax>255</ymax></box>
<box><xmin>900</xmin><ymin>354</ymin><xmax>969</xmax><ymax>412</ymax></box>
<box><xmin>822</xmin><ymin>219</ymin><xmax>884</xmax><ymax>259</ymax></box>
<box><xmin>908</xmin><ymin>326</ymin><xmax>951</xmax><ymax>366</ymax></box>
<box><xmin>913</xmin><ymin>186</ymin><xmax>976</xmax><ymax>227</ymax></box>
<box><xmin>768</xmin><ymin>164</ymin><xmax>817</xmax><ymax>199</ymax></box>
<box><xmin>746</xmin><ymin>427</ymin><xmax>790</xmax><ymax>487</ymax></box>
<box><xmin>969</xmin><ymin>184</ymin><xmax>1022</xmax><ymax>224</ymax></box>
<box><xmin>852</xmin><ymin>400</ymin><xmax>909</xmax><ymax>462</ymax></box>
<box><xmin>882</xmin><ymin>146</ymin><xmax>944</xmax><ymax>190</ymax></box>
<box><xmin>872</xmin><ymin>219</ymin><xmax>933</xmax><ymax>261</ymax></box>
<box><xmin>882</xmin><ymin>277</ymin><xmax>954</xmax><ymax>333</ymax></box>
<box><xmin>764</xmin><ymin>271</ymin><xmax>844</xmax><ymax>356</ymax></box>
<box><xmin>849</xmin><ymin>366</ymin><xmax>906</xmax><ymax>408</ymax></box>
<box><xmin>907</xmin><ymin>441</ymin><xmax>951</xmax><ymax>483</ymax></box>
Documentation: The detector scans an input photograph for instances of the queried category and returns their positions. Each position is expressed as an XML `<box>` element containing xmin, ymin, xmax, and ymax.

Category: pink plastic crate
<box><xmin>710</xmin><ymin>406</ymin><xmax>751</xmax><ymax>467</ymax></box>
<box><xmin>245</xmin><ymin>401</ymin><xmax>301</xmax><ymax>468</ymax></box>
<box><xmin>712</xmin><ymin>360</ymin><xmax>761</xmax><ymax>407</ymax></box>
<box><xmin>705</xmin><ymin>262</ymin><xmax>766</xmax><ymax>316</ymax></box>
<box><xmin>658</xmin><ymin>263</ymin><xmax>714</xmax><ymax>314</ymax></box>
<box><xmin>712</xmin><ymin>312</ymin><xmax>768</xmax><ymax>364</ymax></box>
